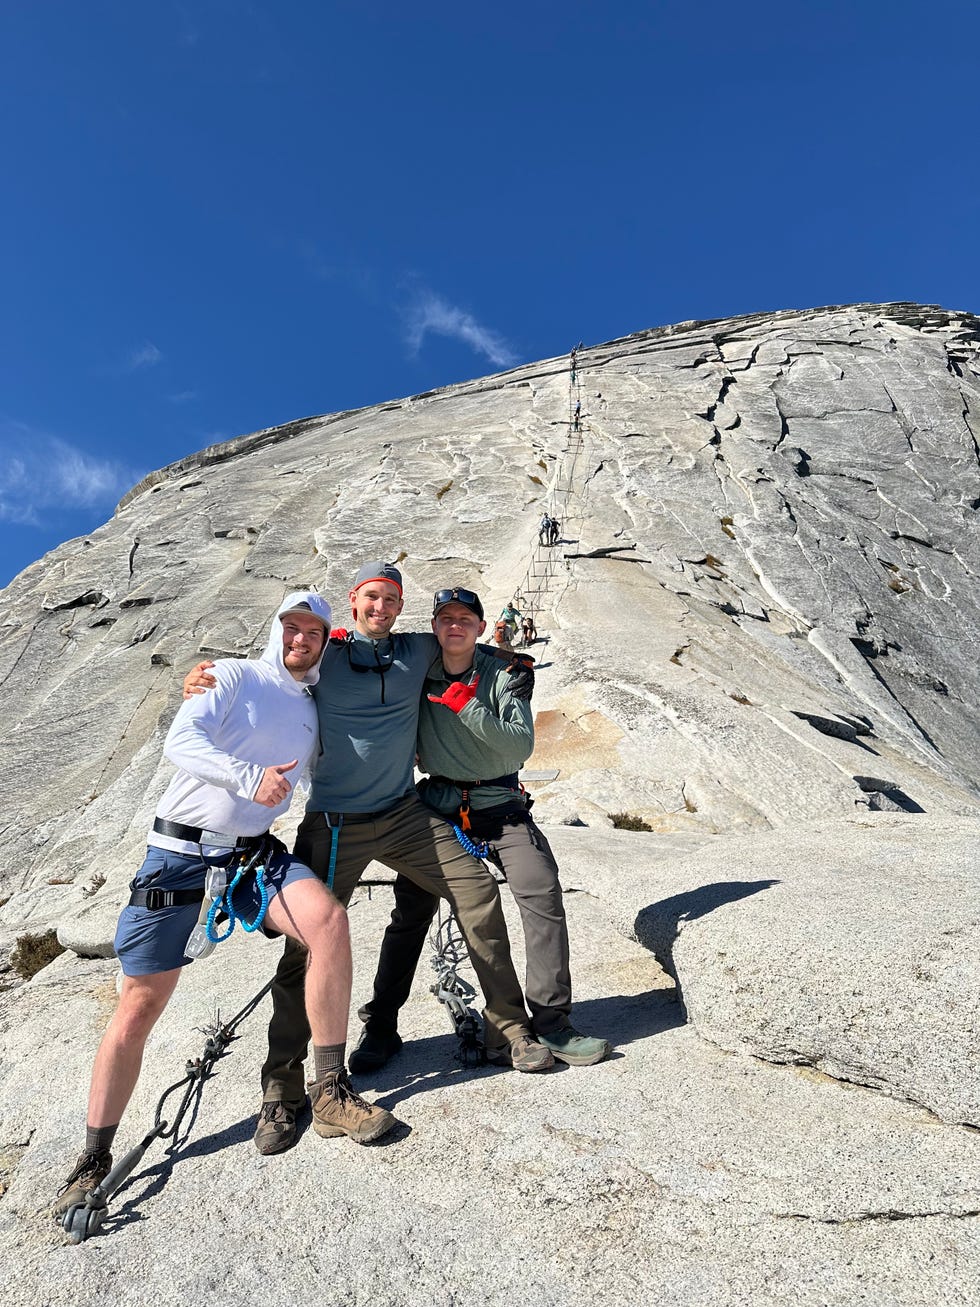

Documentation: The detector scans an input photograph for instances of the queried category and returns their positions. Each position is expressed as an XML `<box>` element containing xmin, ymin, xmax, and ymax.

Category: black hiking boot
<box><xmin>348</xmin><ymin>1027</ymin><xmax>403</xmax><ymax>1075</ymax></box>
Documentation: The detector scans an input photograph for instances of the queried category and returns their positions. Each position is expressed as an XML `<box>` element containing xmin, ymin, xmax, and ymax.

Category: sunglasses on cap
<box><xmin>433</xmin><ymin>587</ymin><xmax>479</xmax><ymax>608</ymax></box>
<box><xmin>432</xmin><ymin>587</ymin><xmax>484</xmax><ymax>619</ymax></box>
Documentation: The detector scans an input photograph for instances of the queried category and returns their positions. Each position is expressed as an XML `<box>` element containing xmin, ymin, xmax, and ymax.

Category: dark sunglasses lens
<box><xmin>434</xmin><ymin>588</ymin><xmax>477</xmax><ymax>607</ymax></box>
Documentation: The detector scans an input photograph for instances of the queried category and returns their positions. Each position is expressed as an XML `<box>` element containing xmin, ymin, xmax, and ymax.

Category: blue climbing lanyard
<box><xmin>205</xmin><ymin>846</ymin><xmax>272</xmax><ymax>944</ymax></box>
<box><xmin>324</xmin><ymin>814</ymin><xmax>342</xmax><ymax>891</ymax></box>
<box><xmin>452</xmin><ymin>825</ymin><xmax>490</xmax><ymax>860</ymax></box>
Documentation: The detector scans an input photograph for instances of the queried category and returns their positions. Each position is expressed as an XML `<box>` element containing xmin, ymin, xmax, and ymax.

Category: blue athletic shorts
<box><xmin>114</xmin><ymin>844</ymin><xmax>318</xmax><ymax>977</ymax></box>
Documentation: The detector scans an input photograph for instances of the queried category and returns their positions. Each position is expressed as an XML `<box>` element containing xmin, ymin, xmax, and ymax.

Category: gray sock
<box><xmin>85</xmin><ymin>1123</ymin><xmax>118</xmax><ymax>1155</ymax></box>
<box><xmin>313</xmin><ymin>1043</ymin><xmax>346</xmax><ymax>1081</ymax></box>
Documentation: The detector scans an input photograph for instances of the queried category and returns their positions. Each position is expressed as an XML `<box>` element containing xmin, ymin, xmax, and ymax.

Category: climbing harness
<box><xmin>429</xmin><ymin>773</ymin><xmax>519</xmax><ymax>835</ymax></box>
<box><xmin>183</xmin><ymin>834</ymin><xmax>281</xmax><ymax>959</ymax></box>
<box><xmin>59</xmin><ymin>978</ymin><xmax>274</xmax><ymax>1244</ymax></box>
<box><xmin>205</xmin><ymin>841</ymin><xmax>272</xmax><ymax>943</ymax></box>
<box><xmin>428</xmin><ymin>904</ymin><xmax>485</xmax><ymax>1067</ymax></box>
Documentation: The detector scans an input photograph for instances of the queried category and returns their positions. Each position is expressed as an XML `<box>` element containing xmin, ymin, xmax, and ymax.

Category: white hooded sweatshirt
<box><xmin>150</xmin><ymin>591</ymin><xmax>331</xmax><ymax>855</ymax></box>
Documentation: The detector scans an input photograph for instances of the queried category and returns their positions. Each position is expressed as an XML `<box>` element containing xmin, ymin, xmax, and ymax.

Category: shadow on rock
<box><xmin>93</xmin><ymin>1115</ymin><xmax>255</xmax><ymax>1236</ymax></box>
<box><xmin>368</xmin><ymin>988</ymin><xmax>685</xmax><ymax>1109</ymax></box>
<box><xmin>95</xmin><ymin>1099</ymin><xmax>413</xmax><ymax>1235</ymax></box>
<box><xmin>560</xmin><ymin>987</ymin><xmax>685</xmax><ymax>1050</ymax></box>
<box><xmin>634</xmin><ymin>879</ymin><xmax>780</xmax><ymax>984</ymax></box>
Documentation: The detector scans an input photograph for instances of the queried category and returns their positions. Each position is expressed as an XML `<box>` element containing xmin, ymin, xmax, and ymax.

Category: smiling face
<box><xmin>431</xmin><ymin>602</ymin><xmax>487</xmax><ymax>659</ymax></box>
<box><xmin>281</xmin><ymin>612</ymin><xmax>326</xmax><ymax>679</ymax></box>
<box><xmin>349</xmin><ymin>579</ymin><xmax>404</xmax><ymax>638</ymax></box>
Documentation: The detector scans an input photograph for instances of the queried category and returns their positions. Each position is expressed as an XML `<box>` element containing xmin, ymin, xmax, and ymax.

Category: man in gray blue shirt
<box><xmin>187</xmin><ymin>562</ymin><xmax>552</xmax><ymax>1155</ymax></box>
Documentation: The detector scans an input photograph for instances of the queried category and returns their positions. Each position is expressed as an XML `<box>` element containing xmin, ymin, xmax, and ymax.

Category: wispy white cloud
<box><xmin>403</xmin><ymin>287</ymin><xmax>518</xmax><ymax>369</ymax></box>
<box><xmin>0</xmin><ymin>423</ymin><xmax>143</xmax><ymax>526</ymax></box>
<box><xmin>168</xmin><ymin>389</ymin><xmax>198</xmax><ymax>404</ymax></box>
<box><xmin>128</xmin><ymin>341</ymin><xmax>163</xmax><ymax>371</ymax></box>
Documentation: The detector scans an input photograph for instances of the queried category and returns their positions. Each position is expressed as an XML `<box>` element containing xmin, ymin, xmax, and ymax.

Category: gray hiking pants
<box><xmin>359</xmin><ymin>807</ymin><xmax>572</xmax><ymax>1040</ymax></box>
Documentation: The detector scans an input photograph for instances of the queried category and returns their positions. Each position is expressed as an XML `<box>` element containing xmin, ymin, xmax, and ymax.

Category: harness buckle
<box><xmin>144</xmin><ymin>888</ymin><xmax>165</xmax><ymax>911</ymax></box>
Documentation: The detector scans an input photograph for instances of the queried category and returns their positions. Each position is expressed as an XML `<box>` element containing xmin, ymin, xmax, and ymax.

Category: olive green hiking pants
<box><xmin>260</xmin><ymin>793</ymin><xmax>530</xmax><ymax>1101</ymax></box>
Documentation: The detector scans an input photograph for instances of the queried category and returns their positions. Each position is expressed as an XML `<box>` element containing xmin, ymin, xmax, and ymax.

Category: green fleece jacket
<box><xmin>416</xmin><ymin>644</ymin><xmax>532</xmax><ymax>816</ymax></box>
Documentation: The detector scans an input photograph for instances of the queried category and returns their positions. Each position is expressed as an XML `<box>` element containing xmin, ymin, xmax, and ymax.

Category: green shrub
<box><xmin>609</xmin><ymin>812</ymin><xmax>654</xmax><ymax>832</ymax></box>
<box><xmin>10</xmin><ymin>929</ymin><xmax>65</xmax><ymax>979</ymax></box>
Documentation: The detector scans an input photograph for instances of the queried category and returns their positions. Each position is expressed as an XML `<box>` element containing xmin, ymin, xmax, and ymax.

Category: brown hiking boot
<box><xmin>485</xmin><ymin>1034</ymin><xmax>555</xmax><ymax>1072</ymax></box>
<box><xmin>51</xmin><ymin>1149</ymin><xmax>112</xmax><ymax>1219</ymax></box>
<box><xmin>253</xmin><ymin>1099</ymin><xmax>305</xmax><ymax>1155</ymax></box>
<box><xmin>308</xmin><ymin>1069</ymin><xmax>395</xmax><ymax>1144</ymax></box>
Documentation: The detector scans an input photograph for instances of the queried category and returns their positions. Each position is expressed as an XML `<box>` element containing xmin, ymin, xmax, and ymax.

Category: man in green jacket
<box><xmin>351</xmin><ymin>586</ymin><xmax>610</xmax><ymax>1072</ymax></box>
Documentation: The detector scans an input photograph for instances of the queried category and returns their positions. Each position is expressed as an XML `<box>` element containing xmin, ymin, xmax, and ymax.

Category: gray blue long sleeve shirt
<box><xmin>307</xmin><ymin>630</ymin><xmax>437</xmax><ymax>813</ymax></box>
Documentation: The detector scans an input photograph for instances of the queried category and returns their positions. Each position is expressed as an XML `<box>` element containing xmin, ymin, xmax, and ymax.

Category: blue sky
<box><xmin>2</xmin><ymin>0</ymin><xmax>979</xmax><ymax>586</ymax></box>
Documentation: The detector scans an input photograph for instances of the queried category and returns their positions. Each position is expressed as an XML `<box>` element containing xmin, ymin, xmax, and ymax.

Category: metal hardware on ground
<box><xmin>428</xmin><ymin>904</ymin><xmax>485</xmax><ymax>1067</ymax></box>
<box><xmin>60</xmin><ymin>977</ymin><xmax>274</xmax><ymax>1244</ymax></box>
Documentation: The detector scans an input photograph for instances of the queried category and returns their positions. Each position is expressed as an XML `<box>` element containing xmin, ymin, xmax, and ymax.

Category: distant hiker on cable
<box><xmin>520</xmin><ymin>614</ymin><xmax>537</xmax><ymax>647</ymax></box>
<box><xmin>499</xmin><ymin>600</ymin><xmax>521</xmax><ymax>644</ymax></box>
<box><xmin>351</xmin><ymin>586</ymin><xmax>611</xmax><ymax>1073</ymax></box>
<box><xmin>184</xmin><ymin>562</ymin><xmax>547</xmax><ymax>1151</ymax></box>
<box><xmin>51</xmin><ymin>594</ymin><xmax>394</xmax><ymax>1222</ymax></box>
<box><xmin>539</xmin><ymin>513</ymin><xmax>553</xmax><ymax>545</ymax></box>
<box><xmin>493</xmin><ymin>617</ymin><xmax>514</xmax><ymax>652</ymax></box>
<box><xmin>549</xmin><ymin>516</ymin><xmax>561</xmax><ymax>546</ymax></box>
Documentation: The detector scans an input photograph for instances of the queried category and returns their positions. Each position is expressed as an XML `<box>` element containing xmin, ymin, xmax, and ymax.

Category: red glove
<box><xmin>329</xmin><ymin>628</ymin><xmax>350</xmax><ymax>645</ymax></box>
<box><xmin>428</xmin><ymin>676</ymin><xmax>479</xmax><ymax>714</ymax></box>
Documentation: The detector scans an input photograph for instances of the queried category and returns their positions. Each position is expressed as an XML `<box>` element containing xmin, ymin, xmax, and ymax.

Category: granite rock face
<box><xmin>2</xmin><ymin>302</ymin><xmax>980</xmax><ymax>1299</ymax></box>
<box><xmin>2</xmin><ymin>828</ymin><xmax>980</xmax><ymax>1307</ymax></box>
<box><xmin>631</xmin><ymin>814</ymin><xmax>980</xmax><ymax>1127</ymax></box>
<box><xmin>2</xmin><ymin>301</ymin><xmax>979</xmax><ymax>929</ymax></box>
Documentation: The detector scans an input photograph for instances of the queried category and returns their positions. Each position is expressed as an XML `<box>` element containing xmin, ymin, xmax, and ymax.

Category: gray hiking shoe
<box><xmin>51</xmin><ymin>1149</ymin><xmax>112</xmax><ymax>1219</ymax></box>
<box><xmin>537</xmin><ymin>1026</ymin><xmax>612</xmax><ymax>1067</ymax></box>
<box><xmin>485</xmin><ymin>1034</ymin><xmax>555</xmax><ymax>1072</ymax></box>
<box><xmin>254</xmin><ymin>1099</ymin><xmax>305</xmax><ymax>1155</ymax></box>
<box><xmin>309</xmin><ymin>1069</ymin><xmax>395</xmax><ymax>1144</ymax></box>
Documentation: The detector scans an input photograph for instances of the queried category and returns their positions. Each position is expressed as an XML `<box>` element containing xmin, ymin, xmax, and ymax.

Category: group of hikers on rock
<box><xmin>492</xmin><ymin>600</ymin><xmax>537</xmax><ymax>652</ymax></box>
<box><xmin>538</xmin><ymin>513</ymin><xmax>561</xmax><ymax>546</ymax></box>
<box><xmin>53</xmin><ymin>561</ymin><xmax>609</xmax><ymax>1223</ymax></box>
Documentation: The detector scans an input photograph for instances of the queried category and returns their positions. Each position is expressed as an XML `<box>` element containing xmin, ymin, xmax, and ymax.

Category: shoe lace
<box><xmin>56</xmin><ymin>1150</ymin><xmax>109</xmax><ymax>1196</ymax></box>
<box><xmin>258</xmin><ymin>1101</ymin><xmax>291</xmax><ymax>1124</ymax></box>
<box><xmin>334</xmin><ymin>1072</ymin><xmax>375</xmax><ymax>1114</ymax></box>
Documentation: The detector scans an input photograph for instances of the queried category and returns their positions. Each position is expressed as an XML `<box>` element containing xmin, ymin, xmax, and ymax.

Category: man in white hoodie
<box><xmin>52</xmin><ymin>593</ymin><xmax>393</xmax><ymax>1221</ymax></box>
